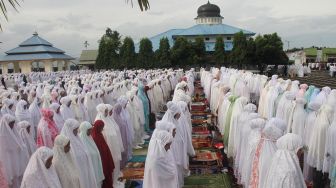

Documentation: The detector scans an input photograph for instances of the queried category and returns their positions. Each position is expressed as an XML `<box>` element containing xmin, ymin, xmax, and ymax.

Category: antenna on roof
<box><xmin>33</xmin><ymin>25</ymin><xmax>38</xmax><ymax>36</ymax></box>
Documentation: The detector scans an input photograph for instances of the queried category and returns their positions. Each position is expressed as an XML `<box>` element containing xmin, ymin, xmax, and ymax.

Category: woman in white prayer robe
<box><xmin>0</xmin><ymin>114</ymin><xmax>29</xmax><ymax>188</ymax></box>
<box><xmin>288</xmin><ymin>97</ymin><xmax>307</xmax><ymax>138</ymax></box>
<box><xmin>95</xmin><ymin>104</ymin><xmax>123</xmax><ymax>186</ymax></box>
<box><xmin>241</xmin><ymin>118</ymin><xmax>266</xmax><ymax>187</ymax></box>
<box><xmin>307</xmin><ymin>104</ymin><xmax>334</xmax><ymax>171</ymax></box>
<box><xmin>15</xmin><ymin>100</ymin><xmax>32</xmax><ymax>124</ymax></box>
<box><xmin>18</xmin><ymin>121</ymin><xmax>37</xmax><ymax>157</ymax></box>
<box><xmin>79</xmin><ymin>122</ymin><xmax>105</xmax><ymax>188</ymax></box>
<box><xmin>1</xmin><ymin>98</ymin><xmax>15</xmax><ymax>117</ymax></box>
<box><xmin>323</xmin><ymin>116</ymin><xmax>336</xmax><ymax>179</ymax></box>
<box><xmin>61</xmin><ymin>119</ymin><xmax>98</xmax><ymax>188</ymax></box>
<box><xmin>162</xmin><ymin>101</ymin><xmax>185</xmax><ymax>187</ymax></box>
<box><xmin>126</xmin><ymin>91</ymin><xmax>143</xmax><ymax>148</ymax></box>
<box><xmin>53</xmin><ymin>135</ymin><xmax>81</xmax><ymax>188</ymax></box>
<box><xmin>263</xmin><ymin>133</ymin><xmax>306</xmax><ymax>188</ymax></box>
<box><xmin>303</xmin><ymin>102</ymin><xmax>320</xmax><ymax>181</ymax></box>
<box><xmin>248</xmin><ymin>119</ymin><xmax>285</xmax><ymax>188</ymax></box>
<box><xmin>28</xmin><ymin>94</ymin><xmax>41</xmax><ymax>138</ymax></box>
<box><xmin>60</xmin><ymin>96</ymin><xmax>75</xmax><ymax>121</ymax></box>
<box><xmin>70</xmin><ymin>95</ymin><xmax>84</xmax><ymax>123</ymax></box>
<box><xmin>78</xmin><ymin>94</ymin><xmax>91</xmax><ymax>123</ymax></box>
<box><xmin>275</xmin><ymin>91</ymin><xmax>295</xmax><ymax>123</ymax></box>
<box><xmin>143</xmin><ymin>130</ymin><xmax>178</xmax><ymax>188</ymax></box>
<box><xmin>312</xmin><ymin>86</ymin><xmax>331</xmax><ymax>105</ymax></box>
<box><xmin>84</xmin><ymin>92</ymin><xmax>96</xmax><ymax>123</ymax></box>
<box><xmin>21</xmin><ymin>147</ymin><xmax>62</xmax><ymax>188</ymax></box>
<box><xmin>173</xmin><ymin>81</ymin><xmax>191</xmax><ymax>104</ymax></box>
<box><xmin>50</xmin><ymin>103</ymin><xmax>65</xmax><ymax>132</ymax></box>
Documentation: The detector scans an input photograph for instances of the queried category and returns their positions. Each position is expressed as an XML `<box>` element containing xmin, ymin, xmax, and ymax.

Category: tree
<box><xmin>95</xmin><ymin>28</ymin><xmax>121</xmax><ymax>70</ymax></box>
<box><xmin>156</xmin><ymin>37</ymin><xmax>171</xmax><ymax>68</ymax></box>
<box><xmin>171</xmin><ymin>37</ymin><xmax>193</xmax><ymax>67</ymax></box>
<box><xmin>214</xmin><ymin>36</ymin><xmax>225</xmax><ymax>65</ymax></box>
<box><xmin>192</xmin><ymin>37</ymin><xmax>206</xmax><ymax>66</ymax></box>
<box><xmin>231</xmin><ymin>31</ymin><xmax>248</xmax><ymax>67</ymax></box>
<box><xmin>138</xmin><ymin>38</ymin><xmax>154</xmax><ymax>69</ymax></box>
<box><xmin>120</xmin><ymin>37</ymin><xmax>136</xmax><ymax>69</ymax></box>
<box><xmin>245</xmin><ymin>38</ymin><xmax>256</xmax><ymax>65</ymax></box>
<box><xmin>255</xmin><ymin>33</ymin><xmax>289</xmax><ymax>72</ymax></box>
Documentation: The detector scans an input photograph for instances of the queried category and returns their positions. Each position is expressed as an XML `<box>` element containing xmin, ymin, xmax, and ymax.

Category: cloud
<box><xmin>0</xmin><ymin>0</ymin><xmax>335</xmax><ymax>57</ymax></box>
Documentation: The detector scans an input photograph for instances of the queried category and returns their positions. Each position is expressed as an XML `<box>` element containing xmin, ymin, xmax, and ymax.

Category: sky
<box><xmin>0</xmin><ymin>0</ymin><xmax>335</xmax><ymax>58</ymax></box>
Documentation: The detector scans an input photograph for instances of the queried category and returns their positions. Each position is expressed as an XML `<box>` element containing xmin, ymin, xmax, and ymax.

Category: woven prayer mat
<box><xmin>133</xmin><ymin>147</ymin><xmax>148</xmax><ymax>156</ymax></box>
<box><xmin>128</xmin><ymin>155</ymin><xmax>146</xmax><ymax>163</ymax></box>
<box><xmin>183</xmin><ymin>174</ymin><xmax>232</xmax><ymax>188</ymax></box>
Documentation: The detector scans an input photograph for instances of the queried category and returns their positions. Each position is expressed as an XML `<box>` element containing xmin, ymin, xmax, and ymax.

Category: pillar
<box><xmin>13</xmin><ymin>62</ymin><xmax>20</xmax><ymax>73</ymax></box>
<box><xmin>19</xmin><ymin>61</ymin><xmax>32</xmax><ymax>73</ymax></box>
<box><xmin>1</xmin><ymin>63</ymin><xmax>8</xmax><ymax>74</ymax></box>
<box><xmin>57</xmin><ymin>60</ymin><xmax>63</xmax><ymax>71</ymax></box>
<box><xmin>44</xmin><ymin>61</ymin><xmax>53</xmax><ymax>72</ymax></box>
<box><xmin>64</xmin><ymin>61</ymin><xmax>70</xmax><ymax>71</ymax></box>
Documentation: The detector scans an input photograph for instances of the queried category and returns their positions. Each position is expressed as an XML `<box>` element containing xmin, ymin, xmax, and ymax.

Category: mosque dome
<box><xmin>197</xmin><ymin>1</ymin><xmax>222</xmax><ymax>18</ymax></box>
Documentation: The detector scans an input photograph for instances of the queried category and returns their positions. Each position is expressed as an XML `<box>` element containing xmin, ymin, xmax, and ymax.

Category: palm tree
<box><xmin>1</xmin><ymin>0</ymin><xmax>150</xmax><ymax>29</ymax></box>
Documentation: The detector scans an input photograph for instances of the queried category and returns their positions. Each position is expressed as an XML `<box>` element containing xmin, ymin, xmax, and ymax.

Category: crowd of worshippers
<box><xmin>202</xmin><ymin>67</ymin><xmax>336</xmax><ymax>188</ymax></box>
<box><xmin>0</xmin><ymin>68</ymin><xmax>197</xmax><ymax>188</ymax></box>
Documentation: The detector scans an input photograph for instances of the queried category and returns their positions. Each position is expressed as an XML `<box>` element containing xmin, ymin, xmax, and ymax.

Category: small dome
<box><xmin>197</xmin><ymin>1</ymin><xmax>222</xmax><ymax>18</ymax></box>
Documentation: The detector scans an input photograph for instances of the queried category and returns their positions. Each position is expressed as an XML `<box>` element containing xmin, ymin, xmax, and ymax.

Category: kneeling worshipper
<box><xmin>18</xmin><ymin>121</ymin><xmax>37</xmax><ymax>157</ymax></box>
<box><xmin>0</xmin><ymin>114</ymin><xmax>29</xmax><ymax>188</ymax></box>
<box><xmin>61</xmin><ymin>119</ymin><xmax>98</xmax><ymax>188</ymax></box>
<box><xmin>37</xmin><ymin>108</ymin><xmax>59</xmax><ymax>148</ymax></box>
<box><xmin>162</xmin><ymin>101</ymin><xmax>185</xmax><ymax>187</ymax></box>
<box><xmin>53</xmin><ymin>135</ymin><xmax>81</xmax><ymax>188</ymax></box>
<box><xmin>143</xmin><ymin>130</ymin><xmax>178</xmax><ymax>188</ymax></box>
<box><xmin>263</xmin><ymin>133</ymin><xmax>306</xmax><ymax>188</ymax></box>
<box><xmin>91</xmin><ymin>120</ymin><xmax>115</xmax><ymax>188</ymax></box>
<box><xmin>79</xmin><ymin>122</ymin><xmax>105</xmax><ymax>188</ymax></box>
<box><xmin>20</xmin><ymin>147</ymin><xmax>62</xmax><ymax>188</ymax></box>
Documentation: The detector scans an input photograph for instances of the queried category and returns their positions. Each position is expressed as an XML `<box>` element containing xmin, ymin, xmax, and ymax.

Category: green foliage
<box><xmin>95</xmin><ymin>28</ymin><xmax>121</xmax><ymax>70</ymax></box>
<box><xmin>255</xmin><ymin>33</ymin><xmax>288</xmax><ymax>66</ymax></box>
<box><xmin>231</xmin><ymin>31</ymin><xmax>248</xmax><ymax>66</ymax></box>
<box><xmin>171</xmin><ymin>37</ymin><xmax>194</xmax><ymax>67</ymax></box>
<box><xmin>192</xmin><ymin>37</ymin><xmax>206</xmax><ymax>66</ymax></box>
<box><xmin>214</xmin><ymin>37</ymin><xmax>225</xmax><ymax>65</ymax></box>
<box><xmin>156</xmin><ymin>37</ymin><xmax>171</xmax><ymax>68</ymax></box>
<box><xmin>138</xmin><ymin>38</ymin><xmax>154</xmax><ymax>68</ymax></box>
<box><xmin>120</xmin><ymin>37</ymin><xmax>136</xmax><ymax>69</ymax></box>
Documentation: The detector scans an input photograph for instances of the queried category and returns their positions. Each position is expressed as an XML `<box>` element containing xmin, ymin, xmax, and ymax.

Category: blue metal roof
<box><xmin>6</xmin><ymin>45</ymin><xmax>65</xmax><ymax>54</ymax></box>
<box><xmin>135</xmin><ymin>23</ymin><xmax>254</xmax><ymax>52</ymax></box>
<box><xmin>0</xmin><ymin>32</ymin><xmax>74</xmax><ymax>62</ymax></box>
<box><xmin>174</xmin><ymin>24</ymin><xmax>255</xmax><ymax>37</ymax></box>
<box><xmin>0</xmin><ymin>53</ymin><xmax>74</xmax><ymax>61</ymax></box>
<box><xmin>19</xmin><ymin>33</ymin><xmax>53</xmax><ymax>47</ymax></box>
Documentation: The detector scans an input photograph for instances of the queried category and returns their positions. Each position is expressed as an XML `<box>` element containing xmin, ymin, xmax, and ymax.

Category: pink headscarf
<box><xmin>36</xmin><ymin>109</ymin><xmax>59</xmax><ymax>148</ymax></box>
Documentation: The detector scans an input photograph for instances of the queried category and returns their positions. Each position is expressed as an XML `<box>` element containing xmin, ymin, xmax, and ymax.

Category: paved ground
<box><xmin>283</xmin><ymin>70</ymin><xmax>336</xmax><ymax>89</ymax></box>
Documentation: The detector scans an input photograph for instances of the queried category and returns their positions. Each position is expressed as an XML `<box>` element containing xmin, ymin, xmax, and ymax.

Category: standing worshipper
<box><xmin>162</xmin><ymin>101</ymin><xmax>185</xmax><ymax>187</ymax></box>
<box><xmin>20</xmin><ymin>147</ymin><xmax>62</xmax><ymax>188</ymax></box>
<box><xmin>113</xmin><ymin>103</ymin><xmax>131</xmax><ymax>169</ymax></box>
<box><xmin>60</xmin><ymin>96</ymin><xmax>75</xmax><ymax>121</ymax></box>
<box><xmin>137</xmin><ymin>83</ymin><xmax>150</xmax><ymax>132</ymax></box>
<box><xmin>53</xmin><ymin>135</ymin><xmax>81</xmax><ymax>188</ymax></box>
<box><xmin>0</xmin><ymin>114</ymin><xmax>29</xmax><ymax>188</ymax></box>
<box><xmin>143</xmin><ymin>130</ymin><xmax>178</xmax><ymax>188</ymax></box>
<box><xmin>1</xmin><ymin>99</ymin><xmax>15</xmax><ymax>117</ymax></box>
<box><xmin>17</xmin><ymin>121</ymin><xmax>37</xmax><ymax>157</ymax></box>
<box><xmin>92</xmin><ymin>120</ymin><xmax>115</xmax><ymax>188</ymax></box>
<box><xmin>15</xmin><ymin>100</ymin><xmax>32</xmax><ymax>125</ymax></box>
<box><xmin>61</xmin><ymin>119</ymin><xmax>98</xmax><ymax>188</ymax></box>
<box><xmin>263</xmin><ymin>133</ymin><xmax>306</xmax><ymax>188</ymax></box>
<box><xmin>79</xmin><ymin>121</ymin><xmax>105</xmax><ymax>188</ymax></box>
<box><xmin>37</xmin><ymin>108</ymin><xmax>59</xmax><ymax>148</ymax></box>
<box><xmin>28</xmin><ymin>93</ymin><xmax>42</xmax><ymax>138</ymax></box>
<box><xmin>50</xmin><ymin>103</ymin><xmax>65</xmax><ymax>132</ymax></box>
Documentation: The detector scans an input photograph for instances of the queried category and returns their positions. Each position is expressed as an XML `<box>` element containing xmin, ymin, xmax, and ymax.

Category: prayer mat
<box><xmin>194</xmin><ymin>150</ymin><xmax>220</xmax><ymax>162</ymax></box>
<box><xmin>128</xmin><ymin>155</ymin><xmax>146</xmax><ymax>163</ymax></box>
<box><xmin>132</xmin><ymin>147</ymin><xmax>148</xmax><ymax>156</ymax></box>
<box><xmin>122</xmin><ymin>168</ymin><xmax>144</xmax><ymax>180</ymax></box>
<box><xmin>183</xmin><ymin>174</ymin><xmax>232</xmax><ymax>188</ymax></box>
<box><xmin>125</xmin><ymin>162</ymin><xmax>145</xmax><ymax>168</ymax></box>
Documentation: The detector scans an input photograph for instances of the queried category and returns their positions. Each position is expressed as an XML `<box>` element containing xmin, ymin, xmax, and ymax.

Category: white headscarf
<box><xmin>263</xmin><ymin>133</ymin><xmax>306</xmax><ymax>188</ymax></box>
<box><xmin>50</xmin><ymin>103</ymin><xmax>65</xmax><ymax>132</ymax></box>
<box><xmin>0</xmin><ymin>114</ymin><xmax>29</xmax><ymax>186</ymax></box>
<box><xmin>15</xmin><ymin>100</ymin><xmax>32</xmax><ymax>123</ymax></box>
<box><xmin>60</xmin><ymin>97</ymin><xmax>75</xmax><ymax>121</ymax></box>
<box><xmin>18</xmin><ymin>121</ymin><xmax>37</xmax><ymax>157</ymax></box>
<box><xmin>52</xmin><ymin>135</ymin><xmax>81</xmax><ymax>188</ymax></box>
<box><xmin>61</xmin><ymin>119</ymin><xmax>98</xmax><ymax>188</ymax></box>
<box><xmin>143</xmin><ymin>130</ymin><xmax>178</xmax><ymax>188</ymax></box>
<box><xmin>21</xmin><ymin>147</ymin><xmax>62</xmax><ymax>188</ymax></box>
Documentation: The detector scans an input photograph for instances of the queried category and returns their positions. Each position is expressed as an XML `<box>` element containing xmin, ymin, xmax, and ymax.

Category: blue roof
<box><xmin>0</xmin><ymin>53</ymin><xmax>74</xmax><ymax>61</ymax></box>
<box><xmin>135</xmin><ymin>23</ymin><xmax>254</xmax><ymax>52</ymax></box>
<box><xmin>174</xmin><ymin>24</ymin><xmax>255</xmax><ymax>37</ymax></box>
<box><xmin>19</xmin><ymin>33</ymin><xmax>53</xmax><ymax>47</ymax></box>
<box><xmin>0</xmin><ymin>33</ymin><xmax>74</xmax><ymax>62</ymax></box>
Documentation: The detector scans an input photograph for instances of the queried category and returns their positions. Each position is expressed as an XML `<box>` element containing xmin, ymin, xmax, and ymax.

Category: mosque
<box><xmin>79</xmin><ymin>1</ymin><xmax>255</xmax><ymax>67</ymax></box>
<box><xmin>135</xmin><ymin>1</ymin><xmax>255</xmax><ymax>52</ymax></box>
